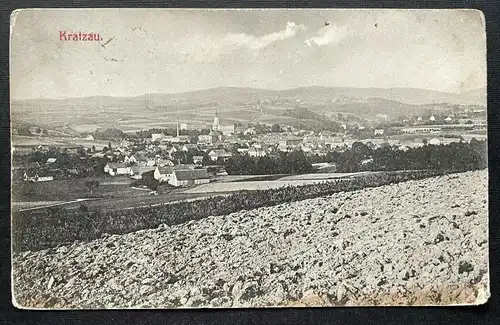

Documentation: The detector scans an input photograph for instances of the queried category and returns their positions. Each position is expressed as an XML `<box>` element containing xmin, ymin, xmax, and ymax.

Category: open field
<box><xmin>12</xmin><ymin>176</ymin><xmax>138</xmax><ymax>203</ymax></box>
<box><xmin>10</xmin><ymin>172</ymin><xmax>405</xmax><ymax>212</ymax></box>
<box><xmin>12</xmin><ymin>135</ymin><xmax>112</xmax><ymax>150</ymax></box>
<box><xmin>12</xmin><ymin>174</ymin><xmax>234</xmax><ymax>212</ymax></box>
<box><xmin>12</xmin><ymin>201</ymin><xmax>65</xmax><ymax>210</ymax></box>
<box><xmin>12</xmin><ymin>170</ymin><xmax>488</xmax><ymax>308</ymax></box>
<box><xmin>184</xmin><ymin>178</ymin><xmax>352</xmax><ymax>194</ymax></box>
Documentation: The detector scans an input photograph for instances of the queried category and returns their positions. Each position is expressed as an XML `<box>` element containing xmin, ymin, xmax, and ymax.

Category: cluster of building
<box><xmin>15</xmin><ymin>107</ymin><xmax>487</xmax><ymax>186</ymax></box>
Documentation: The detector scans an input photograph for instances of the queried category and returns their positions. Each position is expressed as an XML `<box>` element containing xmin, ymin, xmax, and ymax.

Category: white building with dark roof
<box><xmin>104</xmin><ymin>163</ymin><xmax>133</xmax><ymax>176</ymax></box>
<box><xmin>169</xmin><ymin>169</ymin><xmax>211</xmax><ymax>187</ymax></box>
<box><xmin>208</xmin><ymin>149</ymin><xmax>232</xmax><ymax>161</ymax></box>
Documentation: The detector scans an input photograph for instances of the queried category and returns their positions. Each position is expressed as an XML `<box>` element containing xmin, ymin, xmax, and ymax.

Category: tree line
<box><xmin>221</xmin><ymin>139</ymin><xmax>486</xmax><ymax>175</ymax></box>
<box><xmin>223</xmin><ymin>151</ymin><xmax>312</xmax><ymax>175</ymax></box>
<box><xmin>317</xmin><ymin>139</ymin><xmax>487</xmax><ymax>173</ymax></box>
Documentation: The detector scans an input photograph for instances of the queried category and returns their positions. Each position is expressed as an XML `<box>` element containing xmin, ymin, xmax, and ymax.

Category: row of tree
<box><xmin>223</xmin><ymin>151</ymin><xmax>312</xmax><ymax>175</ymax></box>
<box><xmin>221</xmin><ymin>139</ymin><xmax>487</xmax><ymax>175</ymax></box>
<box><xmin>314</xmin><ymin>139</ymin><xmax>487</xmax><ymax>173</ymax></box>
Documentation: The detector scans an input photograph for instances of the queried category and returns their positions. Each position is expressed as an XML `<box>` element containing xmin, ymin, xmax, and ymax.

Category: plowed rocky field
<box><xmin>12</xmin><ymin>170</ymin><xmax>489</xmax><ymax>308</ymax></box>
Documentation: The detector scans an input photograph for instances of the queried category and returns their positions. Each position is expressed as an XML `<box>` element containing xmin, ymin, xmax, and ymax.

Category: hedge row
<box><xmin>12</xmin><ymin>169</ymin><xmax>470</xmax><ymax>252</ymax></box>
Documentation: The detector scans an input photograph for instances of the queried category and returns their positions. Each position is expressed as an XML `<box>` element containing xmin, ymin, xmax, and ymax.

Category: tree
<box><xmin>78</xmin><ymin>203</ymin><xmax>89</xmax><ymax>213</ymax></box>
<box><xmin>190</xmin><ymin>136</ymin><xmax>199</xmax><ymax>144</ymax></box>
<box><xmin>271</xmin><ymin>123</ymin><xmax>282</xmax><ymax>133</ymax></box>
<box><xmin>141</xmin><ymin>170</ymin><xmax>159</xmax><ymax>190</ymax></box>
<box><xmin>202</xmin><ymin>155</ymin><xmax>215</xmax><ymax>166</ymax></box>
<box><xmin>92</xmin><ymin>145</ymin><xmax>96</xmax><ymax>152</ymax></box>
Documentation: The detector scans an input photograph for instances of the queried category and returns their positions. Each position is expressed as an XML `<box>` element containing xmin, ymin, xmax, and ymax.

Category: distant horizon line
<box><xmin>11</xmin><ymin>85</ymin><xmax>486</xmax><ymax>101</ymax></box>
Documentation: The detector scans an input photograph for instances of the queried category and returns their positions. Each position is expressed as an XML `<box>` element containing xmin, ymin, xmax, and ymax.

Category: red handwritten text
<box><xmin>59</xmin><ymin>31</ymin><xmax>102</xmax><ymax>41</ymax></box>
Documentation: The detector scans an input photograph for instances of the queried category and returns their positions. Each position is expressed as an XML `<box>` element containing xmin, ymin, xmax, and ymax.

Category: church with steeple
<box><xmin>208</xmin><ymin>109</ymin><xmax>223</xmax><ymax>144</ymax></box>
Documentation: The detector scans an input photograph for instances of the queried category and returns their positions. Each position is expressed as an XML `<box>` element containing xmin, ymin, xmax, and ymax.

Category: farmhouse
<box><xmin>208</xmin><ymin>149</ymin><xmax>232</xmax><ymax>161</ymax></box>
<box><xmin>154</xmin><ymin>166</ymin><xmax>174</xmax><ymax>182</ymax></box>
<box><xmin>300</xmin><ymin>145</ymin><xmax>313</xmax><ymax>153</ymax></box>
<box><xmin>130</xmin><ymin>166</ymin><xmax>156</xmax><ymax>180</ymax></box>
<box><xmin>312</xmin><ymin>162</ymin><xmax>337</xmax><ymax>173</ymax></box>
<box><xmin>156</xmin><ymin>158</ymin><xmax>174</xmax><ymax>167</ymax></box>
<box><xmin>124</xmin><ymin>155</ymin><xmax>137</xmax><ymax>164</ymax></box>
<box><xmin>237</xmin><ymin>148</ymin><xmax>249</xmax><ymax>154</ymax></box>
<box><xmin>154</xmin><ymin>164</ymin><xmax>197</xmax><ymax>182</ymax></box>
<box><xmin>248</xmin><ymin>146</ymin><xmax>267</xmax><ymax>157</ymax></box>
<box><xmin>169</xmin><ymin>169</ymin><xmax>211</xmax><ymax>187</ymax></box>
<box><xmin>46</xmin><ymin>158</ymin><xmax>57</xmax><ymax>165</ymax></box>
<box><xmin>23</xmin><ymin>170</ymin><xmax>54</xmax><ymax>182</ymax></box>
<box><xmin>104</xmin><ymin>163</ymin><xmax>133</xmax><ymax>176</ymax></box>
<box><xmin>193</xmin><ymin>156</ymin><xmax>204</xmax><ymax>165</ymax></box>
<box><xmin>280</xmin><ymin>136</ymin><xmax>303</xmax><ymax>147</ymax></box>
<box><xmin>374</xmin><ymin>129</ymin><xmax>385</xmax><ymax>135</ymax></box>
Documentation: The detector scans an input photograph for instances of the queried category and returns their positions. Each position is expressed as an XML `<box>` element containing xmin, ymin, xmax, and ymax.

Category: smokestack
<box><xmin>176</xmin><ymin>116</ymin><xmax>180</xmax><ymax>137</ymax></box>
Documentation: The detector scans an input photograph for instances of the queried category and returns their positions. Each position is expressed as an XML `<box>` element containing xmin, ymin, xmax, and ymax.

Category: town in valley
<box><xmin>11</xmin><ymin>89</ymin><xmax>486</xmax><ymax>212</ymax></box>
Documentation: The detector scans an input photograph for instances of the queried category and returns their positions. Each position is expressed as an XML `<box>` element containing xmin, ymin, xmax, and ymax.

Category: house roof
<box><xmin>131</xmin><ymin>166</ymin><xmax>156</xmax><ymax>174</ymax></box>
<box><xmin>209</xmin><ymin>149</ymin><xmax>232</xmax><ymax>157</ymax></box>
<box><xmin>174</xmin><ymin>169</ymin><xmax>211</xmax><ymax>181</ymax></box>
<box><xmin>46</xmin><ymin>158</ymin><xmax>57</xmax><ymax>163</ymax></box>
<box><xmin>193</xmin><ymin>156</ymin><xmax>204</xmax><ymax>160</ymax></box>
<box><xmin>157</xmin><ymin>159</ymin><xmax>173</xmax><ymax>165</ymax></box>
<box><xmin>156</xmin><ymin>166</ymin><xmax>174</xmax><ymax>175</ymax></box>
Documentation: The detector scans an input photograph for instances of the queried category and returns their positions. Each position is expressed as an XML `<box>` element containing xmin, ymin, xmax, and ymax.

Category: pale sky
<box><xmin>10</xmin><ymin>9</ymin><xmax>486</xmax><ymax>99</ymax></box>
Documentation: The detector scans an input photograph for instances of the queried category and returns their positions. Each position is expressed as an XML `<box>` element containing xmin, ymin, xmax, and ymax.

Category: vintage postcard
<box><xmin>10</xmin><ymin>9</ymin><xmax>488</xmax><ymax>309</ymax></box>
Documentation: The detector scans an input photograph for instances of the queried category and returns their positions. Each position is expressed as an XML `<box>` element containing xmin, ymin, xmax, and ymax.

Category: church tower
<box><xmin>212</xmin><ymin>108</ymin><xmax>220</xmax><ymax>132</ymax></box>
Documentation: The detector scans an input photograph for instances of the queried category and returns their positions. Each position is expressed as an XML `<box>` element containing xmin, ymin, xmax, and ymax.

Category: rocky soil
<box><xmin>12</xmin><ymin>170</ymin><xmax>489</xmax><ymax>308</ymax></box>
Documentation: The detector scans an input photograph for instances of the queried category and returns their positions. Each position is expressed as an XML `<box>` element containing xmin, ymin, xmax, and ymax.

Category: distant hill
<box><xmin>11</xmin><ymin>86</ymin><xmax>486</xmax><ymax>132</ymax></box>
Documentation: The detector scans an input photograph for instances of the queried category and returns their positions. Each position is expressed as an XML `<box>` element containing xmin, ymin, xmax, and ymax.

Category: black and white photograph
<box><xmin>10</xmin><ymin>8</ymin><xmax>488</xmax><ymax>308</ymax></box>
